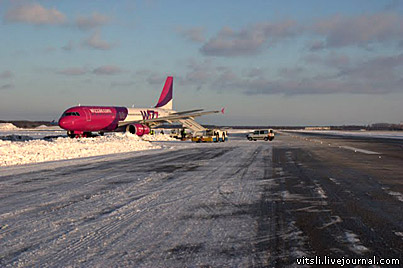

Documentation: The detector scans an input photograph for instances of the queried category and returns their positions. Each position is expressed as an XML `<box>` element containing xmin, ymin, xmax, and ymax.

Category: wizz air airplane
<box><xmin>58</xmin><ymin>76</ymin><xmax>222</xmax><ymax>137</ymax></box>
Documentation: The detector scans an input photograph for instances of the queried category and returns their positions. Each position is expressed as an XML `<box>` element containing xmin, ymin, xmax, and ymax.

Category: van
<box><xmin>247</xmin><ymin>129</ymin><xmax>274</xmax><ymax>141</ymax></box>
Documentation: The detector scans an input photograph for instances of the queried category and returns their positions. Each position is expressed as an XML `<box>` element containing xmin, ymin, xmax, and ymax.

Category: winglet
<box><xmin>155</xmin><ymin>76</ymin><xmax>173</xmax><ymax>110</ymax></box>
<box><xmin>221</xmin><ymin>108</ymin><xmax>225</xmax><ymax>114</ymax></box>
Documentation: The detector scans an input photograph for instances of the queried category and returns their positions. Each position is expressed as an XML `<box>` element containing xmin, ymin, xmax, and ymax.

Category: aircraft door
<box><xmin>83</xmin><ymin>108</ymin><xmax>92</xmax><ymax>121</ymax></box>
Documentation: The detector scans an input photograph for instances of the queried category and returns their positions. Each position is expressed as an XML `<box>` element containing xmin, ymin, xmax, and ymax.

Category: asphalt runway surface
<box><xmin>1</xmin><ymin>132</ymin><xmax>402</xmax><ymax>267</ymax></box>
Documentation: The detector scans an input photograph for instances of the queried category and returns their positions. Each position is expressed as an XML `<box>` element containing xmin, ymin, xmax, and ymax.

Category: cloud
<box><xmin>383</xmin><ymin>0</ymin><xmax>401</xmax><ymax>11</ymax></box>
<box><xmin>0</xmin><ymin>70</ymin><xmax>13</xmax><ymax>79</ymax></box>
<box><xmin>82</xmin><ymin>31</ymin><xmax>113</xmax><ymax>50</ymax></box>
<box><xmin>93</xmin><ymin>65</ymin><xmax>122</xmax><ymax>75</ymax></box>
<box><xmin>309</xmin><ymin>40</ymin><xmax>326</xmax><ymax>51</ymax></box>
<box><xmin>336</xmin><ymin>53</ymin><xmax>403</xmax><ymax>83</ymax></box>
<box><xmin>179</xmin><ymin>52</ymin><xmax>403</xmax><ymax>95</ymax></box>
<box><xmin>198</xmin><ymin>11</ymin><xmax>403</xmax><ymax>56</ymax></box>
<box><xmin>304</xmin><ymin>53</ymin><xmax>351</xmax><ymax>68</ymax></box>
<box><xmin>0</xmin><ymin>84</ymin><xmax>14</xmax><ymax>90</ymax></box>
<box><xmin>56</xmin><ymin>68</ymin><xmax>88</xmax><ymax>76</ymax></box>
<box><xmin>242</xmin><ymin>53</ymin><xmax>403</xmax><ymax>95</ymax></box>
<box><xmin>57</xmin><ymin>66</ymin><xmax>124</xmax><ymax>76</ymax></box>
<box><xmin>146</xmin><ymin>74</ymin><xmax>166</xmax><ymax>85</ymax></box>
<box><xmin>43</xmin><ymin>47</ymin><xmax>56</xmax><ymax>54</ymax></box>
<box><xmin>4</xmin><ymin>3</ymin><xmax>66</xmax><ymax>25</ymax></box>
<box><xmin>246</xmin><ymin>67</ymin><xmax>265</xmax><ymax>78</ymax></box>
<box><xmin>311</xmin><ymin>12</ymin><xmax>403</xmax><ymax>49</ymax></box>
<box><xmin>176</xmin><ymin>26</ymin><xmax>205</xmax><ymax>43</ymax></box>
<box><xmin>110</xmin><ymin>81</ymin><xmax>135</xmax><ymax>88</ymax></box>
<box><xmin>200</xmin><ymin>20</ymin><xmax>299</xmax><ymax>56</ymax></box>
<box><xmin>61</xmin><ymin>41</ymin><xmax>74</xmax><ymax>51</ymax></box>
<box><xmin>183</xmin><ymin>59</ymin><xmax>214</xmax><ymax>82</ymax></box>
<box><xmin>277</xmin><ymin>67</ymin><xmax>305</xmax><ymax>78</ymax></box>
<box><xmin>75</xmin><ymin>12</ymin><xmax>110</xmax><ymax>30</ymax></box>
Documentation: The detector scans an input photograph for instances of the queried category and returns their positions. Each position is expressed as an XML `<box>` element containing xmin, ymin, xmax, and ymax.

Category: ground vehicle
<box><xmin>169</xmin><ymin>129</ymin><xmax>181</xmax><ymax>139</ymax></box>
<box><xmin>192</xmin><ymin>129</ymin><xmax>228</xmax><ymax>142</ymax></box>
<box><xmin>247</xmin><ymin>129</ymin><xmax>274</xmax><ymax>141</ymax></box>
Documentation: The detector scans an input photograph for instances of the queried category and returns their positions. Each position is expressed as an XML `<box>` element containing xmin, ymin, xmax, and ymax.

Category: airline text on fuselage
<box><xmin>141</xmin><ymin>110</ymin><xmax>159</xmax><ymax>120</ymax></box>
<box><xmin>90</xmin><ymin>109</ymin><xmax>112</xmax><ymax>114</ymax></box>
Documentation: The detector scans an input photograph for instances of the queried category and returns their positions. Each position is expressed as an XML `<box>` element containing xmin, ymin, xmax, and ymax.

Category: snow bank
<box><xmin>227</xmin><ymin>129</ymin><xmax>250</xmax><ymax>134</ymax></box>
<box><xmin>286</xmin><ymin>130</ymin><xmax>403</xmax><ymax>140</ymax></box>
<box><xmin>0</xmin><ymin>133</ymin><xmax>159</xmax><ymax>167</ymax></box>
<box><xmin>142</xmin><ymin>134</ymin><xmax>177</xmax><ymax>141</ymax></box>
<box><xmin>0</xmin><ymin>123</ymin><xmax>19</xmax><ymax>130</ymax></box>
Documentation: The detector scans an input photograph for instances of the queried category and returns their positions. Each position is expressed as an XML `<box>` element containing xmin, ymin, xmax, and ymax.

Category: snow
<box><xmin>0</xmin><ymin>125</ymin><xmax>65</xmax><ymax>139</ymax></box>
<box><xmin>0</xmin><ymin>133</ymin><xmax>163</xmax><ymax>167</ymax></box>
<box><xmin>340</xmin><ymin>146</ymin><xmax>380</xmax><ymax>155</ymax></box>
<box><xmin>343</xmin><ymin>231</ymin><xmax>369</xmax><ymax>254</ymax></box>
<box><xmin>386</xmin><ymin>191</ymin><xmax>403</xmax><ymax>202</ymax></box>
<box><xmin>142</xmin><ymin>134</ymin><xmax>177</xmax><ymax>141</ymax></box>
<box><xmin>0</xmin><ymin>127</ymin><xmax>261</xmax><ymax>167</ymax></box>
<box><xmin>227</xmin><ymin>129</ymin><xmax>251</xmax><ymax>134</ymax></box>
<box><xmin>0</xmin><ymin>123</ymin><xmax>19</xmax><ymax>130</ymax></box>
<box><xmin>285</xmin><ymin>129</ymin><xmax>403</xmax><ymax>140</ymax></box>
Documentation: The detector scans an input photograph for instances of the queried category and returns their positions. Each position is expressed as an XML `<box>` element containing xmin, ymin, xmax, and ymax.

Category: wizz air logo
<box><xmin>141</xmin><ymin>110</ymin><xmax>159</xmax><ymax>120</ymax></box>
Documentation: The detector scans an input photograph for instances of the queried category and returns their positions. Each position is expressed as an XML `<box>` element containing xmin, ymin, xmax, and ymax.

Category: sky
<box><xmin>0</xmin><ymin>0</ymin><xmax>402</xmax><ymax>126</ymax></box>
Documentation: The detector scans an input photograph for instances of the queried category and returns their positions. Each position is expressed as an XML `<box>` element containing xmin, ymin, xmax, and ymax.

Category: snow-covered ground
<box><xmin>0</xmin><ymin>133</ymin><xmax>177</xmax><ymax>167</ymax></box>
<box><xmin>0</xmin><ymin>124</ymin><xmax>180</xmax><ymax>167</ymax></box>
<box><xmin>0</xmin><ymin>123</ymin><xmax>19</xmax><ymax>130</ymax></box>
<box><xmin>283</xmin><ymin>129</ymin><xmax>403</xmax><ymax>140</ymax></box>
<box><xmin>0</xmin><ymin>123</ymin><xmax>65</xmax><ymax>139</ymax></box>
<box><xmin>0</xmin><ymin>123</ymin><xmax>251</xmax><ymax>167</ymax></box>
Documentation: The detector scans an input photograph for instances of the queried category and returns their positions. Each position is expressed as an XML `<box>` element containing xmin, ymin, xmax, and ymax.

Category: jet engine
<box><xmin>126</xmin><ymin>124</ymin><xmax>150</xmax><ymax>136</ymax></box>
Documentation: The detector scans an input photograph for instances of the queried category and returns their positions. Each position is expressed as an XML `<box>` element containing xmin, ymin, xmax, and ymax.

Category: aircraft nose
<box><xmin>58</xmin><ymin>117</ymin><xmax>73</xmax><ymax>130</ymax></box>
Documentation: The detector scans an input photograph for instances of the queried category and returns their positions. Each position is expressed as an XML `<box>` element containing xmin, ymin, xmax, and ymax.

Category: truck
<box><xmin>191</xmin><ymin>129</ymin><xmax>228</xmax><ymax>143</ymax></box>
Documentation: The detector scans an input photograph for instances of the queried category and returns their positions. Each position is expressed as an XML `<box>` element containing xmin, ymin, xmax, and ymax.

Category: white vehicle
<box><xmin>247</xmin><ymin>129</ymin><xmax>274</xmax><ymax>141</ymax></box>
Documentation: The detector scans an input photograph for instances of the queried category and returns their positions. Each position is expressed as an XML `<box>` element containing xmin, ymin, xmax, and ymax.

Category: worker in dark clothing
<box><xmin>181</xmin><ymin>128</ymin><xmax>185</xmax><ymax>140</ymax></box>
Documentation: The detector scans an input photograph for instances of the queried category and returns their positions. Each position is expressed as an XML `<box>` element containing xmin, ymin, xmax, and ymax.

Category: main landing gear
<box><xmin>67</xmin><ymin>131</ymin><xmax>93</xmax><ymax>138</ymax></box>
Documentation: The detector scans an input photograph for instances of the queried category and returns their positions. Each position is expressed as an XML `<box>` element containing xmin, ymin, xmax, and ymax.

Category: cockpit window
<box><xmin>63</xmin><ymin>112</ymin><xmax>80</xmax><ymax>117</ymax></box>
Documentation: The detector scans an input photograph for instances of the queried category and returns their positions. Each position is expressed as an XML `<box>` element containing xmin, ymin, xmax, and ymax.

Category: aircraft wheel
<box><xmin>67</xmin><ymin>131</ymin><xmax>75</xmax><ymax>138</ymax></box>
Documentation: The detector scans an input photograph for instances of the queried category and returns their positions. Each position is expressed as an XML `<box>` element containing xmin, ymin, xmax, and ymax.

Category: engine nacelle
<box><xmin>126</xmin><ymin>124</ymin><xmax>150</xmax><ymax>136</ymax></box>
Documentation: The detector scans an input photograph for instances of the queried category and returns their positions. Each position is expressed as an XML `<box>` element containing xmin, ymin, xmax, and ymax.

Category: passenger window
<box><xmin>263</xmin><ymin>130</ymin><xmax>268</xmax><ymax>134</ymax></box>
<box><xmin>254</xmin><ymin>131</ymin><xmax>259</xmax><ymax>134</ymax></box>
<box><xmin>260</xmin><ymin>131</ymin><xmax>264</xmax><ymax>135</ymax></box>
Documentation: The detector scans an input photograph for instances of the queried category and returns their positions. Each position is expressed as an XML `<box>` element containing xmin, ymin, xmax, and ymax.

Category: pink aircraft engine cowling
<box><xmin>126</xmin><ymin>124</ymin><xmax>150</xmax><ymax>136</ymax></box>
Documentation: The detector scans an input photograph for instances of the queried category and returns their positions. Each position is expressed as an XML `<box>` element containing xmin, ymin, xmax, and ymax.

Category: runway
<box><xmin>1</xmin><ymin>132</ymin><xmax>402</xmax><ymax>266</ymax></box>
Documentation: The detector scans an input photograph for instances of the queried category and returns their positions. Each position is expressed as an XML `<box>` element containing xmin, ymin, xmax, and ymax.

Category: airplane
<box><xmin>58</xmin><ymin>76</ymin><xmax>223</xmax><ymax>138</ymax></box>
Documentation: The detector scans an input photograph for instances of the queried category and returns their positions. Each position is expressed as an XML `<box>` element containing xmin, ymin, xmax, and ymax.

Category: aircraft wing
<box><xmin>144</xmin><ymin>110</ymin><xmax>220</xmax><ymax>123</ymax></box>
<box><xmin>117</xmin><ymin>109</ymin><xmax>221</xmax><ymax>127</ymax></box>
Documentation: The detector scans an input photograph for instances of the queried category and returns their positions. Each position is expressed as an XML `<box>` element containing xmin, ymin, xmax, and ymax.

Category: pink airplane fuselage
<box><xmin>58</xmin><ymin>106</ymin><xmax>172</xmax><ymax>133</ymax></box>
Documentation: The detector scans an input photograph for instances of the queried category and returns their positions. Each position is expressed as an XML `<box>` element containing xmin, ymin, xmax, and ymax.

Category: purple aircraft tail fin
<box><xmin>155</xmin><ymin>76</ymin><xmax>173</xmax><ymax>110</ymax></box>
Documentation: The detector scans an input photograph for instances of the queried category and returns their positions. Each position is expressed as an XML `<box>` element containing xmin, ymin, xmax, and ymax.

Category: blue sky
<box><xmin>0</xmin><ymin>0</ymin><xmax>402</xmax><ymax>126</ymax></box>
